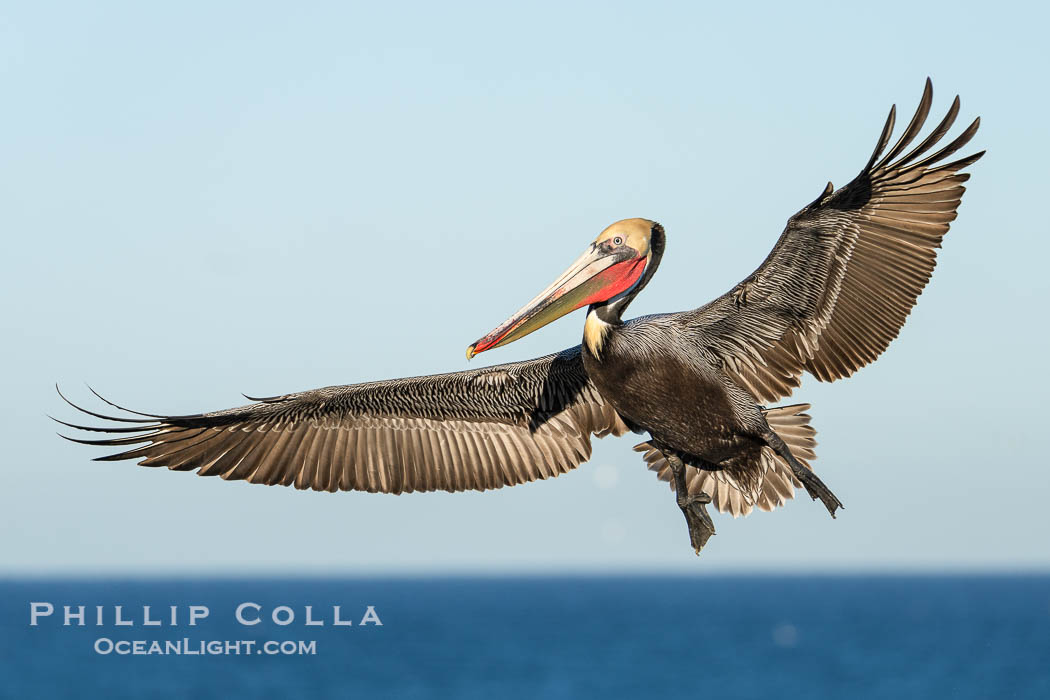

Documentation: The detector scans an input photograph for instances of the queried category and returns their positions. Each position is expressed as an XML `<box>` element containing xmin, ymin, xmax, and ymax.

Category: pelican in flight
<box><xmin>57</xmin><ymin>80</ymin><xmax>982</xmax><ymax>554</ymax></box>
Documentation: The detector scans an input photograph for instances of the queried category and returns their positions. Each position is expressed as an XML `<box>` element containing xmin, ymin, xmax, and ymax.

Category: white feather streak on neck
<box><xmin>584</xmin><ymin>309</ymin><xmax>612</xmax><ymax>358</ymax></box>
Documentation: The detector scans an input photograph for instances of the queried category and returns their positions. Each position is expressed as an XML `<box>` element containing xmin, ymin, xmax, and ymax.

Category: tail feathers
<box><xmin>635</xmin><ymin>403</ymin><xmax>818</xmax><ymax>518</ymax></box>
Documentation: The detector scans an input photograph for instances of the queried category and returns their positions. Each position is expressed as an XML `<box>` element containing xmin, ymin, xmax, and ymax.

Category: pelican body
<box><xmin>59</xmin><ymin>80</ymin><xmax>982</xmax><ymax>554</ymax></box>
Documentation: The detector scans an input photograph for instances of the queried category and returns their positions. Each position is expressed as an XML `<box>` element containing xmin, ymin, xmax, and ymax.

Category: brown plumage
<box><xmin>57</xmin><ymin>79</ymin><xmax>982</xmax><ymax>554</ymax></box>
<box><xmin>56</xmin><ymin>350</ymin><xmax>628</xmax><ymax>494</ymax></box>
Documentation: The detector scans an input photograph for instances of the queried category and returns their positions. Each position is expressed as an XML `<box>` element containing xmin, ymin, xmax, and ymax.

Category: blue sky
<box><xmin>2</xmin><ymin>1</ymin><xmax>1047</xmax><ymax>574</ymax></box>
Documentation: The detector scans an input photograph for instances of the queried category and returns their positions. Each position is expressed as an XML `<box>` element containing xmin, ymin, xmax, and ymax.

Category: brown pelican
<box><xmin>56</xmin><ymin>80</ymin><xmax>982</xmax><ymax>555</ymax></box>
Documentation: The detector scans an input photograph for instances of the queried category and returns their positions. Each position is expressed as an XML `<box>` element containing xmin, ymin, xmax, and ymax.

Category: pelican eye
<box><xmin>612</xmin><ymin>236</ymin><xmax>624</xmax><ymax>246</ymax></box>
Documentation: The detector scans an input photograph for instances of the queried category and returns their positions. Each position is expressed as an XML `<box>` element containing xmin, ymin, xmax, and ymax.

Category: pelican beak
<box><xmin>467</xmin><ymin>241</ymin><xmax>646</xmax><ymax>358</ymax></box>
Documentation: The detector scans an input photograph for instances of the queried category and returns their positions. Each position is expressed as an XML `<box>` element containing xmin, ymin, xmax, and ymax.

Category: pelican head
<box><xmin>467</xmin><ymin>218</ymin><xmax>661</xmax><ymax>358</ymax></box>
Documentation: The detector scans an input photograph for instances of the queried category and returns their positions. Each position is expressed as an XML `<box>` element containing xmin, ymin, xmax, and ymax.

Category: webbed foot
<box><xmin>680</xmin><ymin>492</ymin><xmax>715</xmax><ymax>554</ymax></box>
<box><xmin>796</xmin><ymin>468</ymin><xmax>844</xmax><ymax>518</ymax></box>
<box><xmin>666</xmin><ymin>452</ymin><xmax>716</xmax><ymax>555</ymax></box>
<box><xmin>764</xmin><ymin>430</ymin><xmax>844</xmax><ymax>518</ymax></box>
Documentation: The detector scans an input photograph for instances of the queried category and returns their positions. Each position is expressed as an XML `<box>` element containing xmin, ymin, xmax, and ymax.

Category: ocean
<box><xmin>2</xmin><ymin>575</ymin><xmax>1047</xmax><ymax>699</ymax></box>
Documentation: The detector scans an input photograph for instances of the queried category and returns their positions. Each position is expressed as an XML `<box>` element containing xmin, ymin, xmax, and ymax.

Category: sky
<box><xmin>2</xmin><ymin>1</ymin><xmax>1047</xmax><ymax>575</ymax></box>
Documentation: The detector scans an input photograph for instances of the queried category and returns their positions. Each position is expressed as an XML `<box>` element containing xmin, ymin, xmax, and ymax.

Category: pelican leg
<box><xmin>666</xmin><ymin>453</ymin><xmax>715</xmax><ymax>555</ymax></box>
<box><xmin>763</xmin><ymin>431</ymin><xmax>843</xmax><ymax>518</ymax></box>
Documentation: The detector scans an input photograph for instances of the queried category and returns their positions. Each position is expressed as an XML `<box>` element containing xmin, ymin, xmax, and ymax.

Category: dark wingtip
<box><xmin>55</xmin><ymin>385</ymin><xmax>156</xmax><ymax>424</ymax></box>
<box><xmin>864</xmin><ymin>104</ymin><xmax>897</xmax><ymax>172</ymax></box>
<box><xmin>49</xmin><ymin>413</ymin><xmax>156</xmax><ymax>433</ymax></box>
<box><xmin>86</xmin><ymin>384</ymin><xmax>165</xmax><ymax>418</ymax></box>
<box><xmin>57</xmin><ymin>432</ymin><xmax>95</xmax><ymax>446</ymax></box>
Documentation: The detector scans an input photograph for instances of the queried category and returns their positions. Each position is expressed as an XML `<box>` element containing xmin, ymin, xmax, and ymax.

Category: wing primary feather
<box><xmin>56</xmin><ymin>385</ymin><xmax>156</xmax><ymax>424</ymax></box>
<box><xmin>48</xmin><ymin>415</ymin><xmax>161</xmax><ymax>434</ymax></box>
<box><xmin>58</xmin><ymin>432</ymin><xmax>157</xmax><ymax>448</ymax></box>
<box><xmin>863</xmin><ymin>104</ymin><xmax>896</xmax><ymax>171</ymax></box>
<box><xmin>892</xmin><ymin>95</ymin><xmax>961</xmax><ymax>170</ymax></box>
<box><xmin>141</xmin><ymin>428</ymin><xmax>227</xmax><ymax>469</ymax></box>
<box><xmin>86</xmin><ymin>384</ymin><xmax>168</xmax><ymax>418</ymax></box>
<box><xmin>898</xmin><ymin>117</ymin><xmax>981</xmax><ymax>173</ymax></box>
<box><xmin>873</xmin><ymin>77</ymin><xmax>933</xmax><ymax>170</ymax></box>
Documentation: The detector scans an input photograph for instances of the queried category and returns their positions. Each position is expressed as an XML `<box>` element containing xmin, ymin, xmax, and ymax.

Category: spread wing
<box><xmin>56</xmin><ymin>347</ymin><xmax>629</xmax><ymax>494</ymax></box>
<box><xmin>683</xmin><ymin>79</ymin><xmax>984</xmax><ymax>403</ymax></box>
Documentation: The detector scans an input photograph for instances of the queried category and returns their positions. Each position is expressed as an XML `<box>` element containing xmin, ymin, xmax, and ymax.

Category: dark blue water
<box><xmin>2</xmin><ymin>576</ymin><xmax>1047</xmax><ymax>699</ymax></box>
